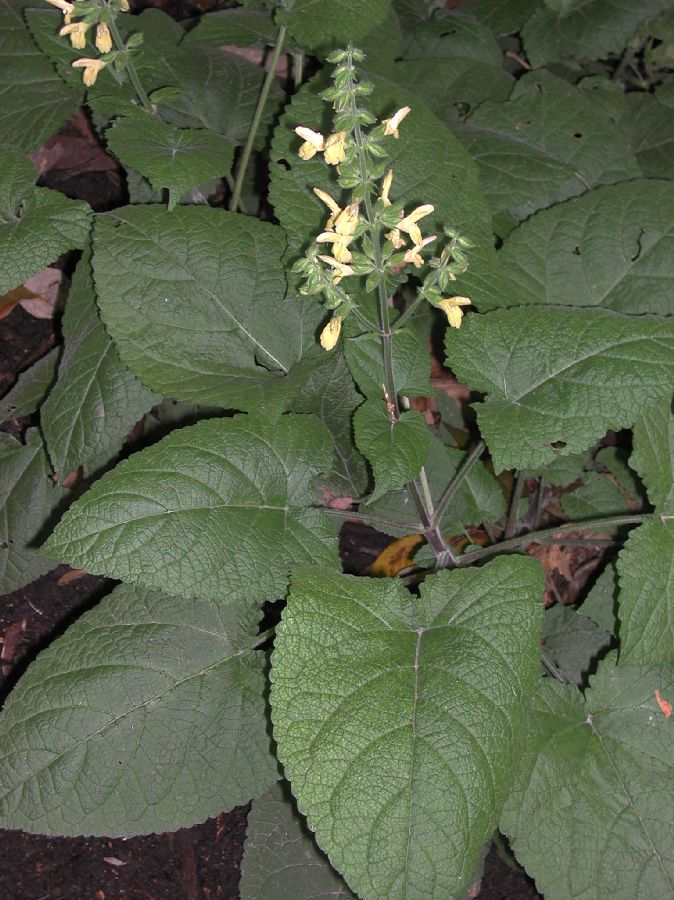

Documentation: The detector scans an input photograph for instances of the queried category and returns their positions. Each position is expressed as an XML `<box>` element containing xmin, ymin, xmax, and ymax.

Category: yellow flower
<box><xmin>95</xmin><ymin>22</ymin><xmax>112</xmax><ymax>53</ymax></box>
<box><xmin>59</xmin><ymin>21</ymin><xmax>89</xmax><ymax>49</ymax></box>
<box><xmin>381</xmin><ymin>169</ymin><xmax>393</xmax><ymax>207</ymax></box>
<box><xmin>403</xmin><ymin>235</ymin><xmax>436</xmax><ymax>268</ymax></box>
<box><xmin>323</xmin><ymin>131</ymin><xmax>347</xmax><ymax>166</ymax></box>
<box><xmin>72</xmin><ymin>57</ymin><xmax>107</xmax><ymax>87</ymax></box>
<box><xmin>120</xmin><ymin>0</ymin><xmax>130</xmax><ymax>9</ymax></box>
<box><xmin>315</xmin><ymin>232</ymin><xmax>352</xmax><ymax>263</ymax></box>
<box><xmin>382</xmin><ymin>106</ymin><xmax>411</xmax><ymax>139</ymax></box>
<box><xmin>317</xmin><ymin>255</ymin><xmax>355</xmax><ymax>284</ymax></box>
<box><xmin>320</xmin><ymin>316</ymin><xmax>343</xmax><ymax>350</ymax></box>
<box><xmin>398</xmin><ymin>204</ymin><xmax>434</xmax><ymax>245</ymax></box>
<box><xmin>295</xmin><ymin>126</ymin><xmax>324</xmax><ymax>160</ymax></box>
<box><xmin>333</xmin><ymin>200</ymin><xmax>360</xmax><ymax>237</ymax></box>
<box><xmin>436</xmin><ymin>296</ymin><xmax>472</xmax><ymax>329</ymax></box>
<box><xmin>313</xmin><ymin>187</ymin><xmax>341</xmax><ymax>229</ymax></box>
<box><xmin>45</xmin><ymin>0</ymin><xmax>75</xmax><ymax>14</ymax></box>
<box><xmin>385</xmin><ymin>228</ymin><xmax>405</xmax><ymax>249</ymax></box>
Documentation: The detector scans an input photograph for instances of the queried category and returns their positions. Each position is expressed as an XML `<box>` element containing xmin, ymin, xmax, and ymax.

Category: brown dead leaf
<box><xmin>57</xmin><ymin>568</ymin><xmax>88</xmax><ymax>586</ymax></box>
<box><xmin>0</xmin><ymin>268</ymin><xmax>63</xmax><ymax>321</ymax></box>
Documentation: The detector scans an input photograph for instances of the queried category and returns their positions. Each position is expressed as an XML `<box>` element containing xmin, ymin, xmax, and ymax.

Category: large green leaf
<box><xmin>493</xmin><ymin>181</ymin><xmax>674</xmax><ymax>315</ymax></box>
<box><xmin>269</xmin><ymin>74</ymin><xmax>496</xmax><ymax>310</ymax></box>
<box><xmin>445</xmin><ymin>307</ymin><xmax>674</xmax><ymax>472</ymax></box>
<box><xmin>0</xmin><ymin>429</ymin><xmax>64</xmax><ymax>594</ymax></box>
<box><xmin>580</xmin><ymin>561</ymin><xmax>618</xmax><ymax>635</ymax></box>
<box><xmin>41</xmin><ymin>252</ymin><xmax>159</xmax><ymax>483</ymax></box>
<box><xmin>271</xmin><ymin>559</ymin><xmax>544</xmax><ymax>899</ymax></box>
<box><xmin>621</xmin><ymin>93</ymin><xmax>674</xmax><ymax>180</ymax></box>
<box><xmin>366</xmin><ymin>433</ymin><xmax>506</xmax><ymax>537</ymax></box>
<box><xmin>181</xmin><ymin>8</ymin><xmax>276</xmax><ymax>48</ymax></box>
<box><xmin>43</xmin><ymin>414</ymin><xmax>338</xmax><ymax>605</ymax></box>
<box><xmin>632</xmin><ymin>397</ymin><xmax>674</xmax><ymax>514</ymax></box>
<box><xmin>276</xmin><ymin>0</ymin><xmax>391</xmax><ymax>51</ymax></box>
<box><xmin>465</xmin><ymin>0</ymin><xmax>537</xmax><ymax>35</ymax></box>
<box><xmin>93</xmin><ymin>206</ymin><xmax>320</xmax><ymax>411</ymax></box>
<box><xmin>452</xmin><ymin>71</ymin><xmax>640</xmax><ymax>229</ymax></box>
<box><xmin>289</xmin><ymin>351</ymin><xmax>368</xmax><ymax>500</ymax></box>
<box><xmin>354</xmin><ymin>402</ymin><xmax>429</xmax><ymax>502</ymax></box>
<box><xmin>0</xmin><ymin>347</ymin><xmax>58</xmax><ymax>424</ymax></box>
<box><xmin>522</xmin><ymin>0</ymin><xmax>674</xmax><ymax>66</ymax></box>
<box><xmin>501</xmin><ymin>659</ymin><xmax>674</xmax><ymax>899</ymax></box>
<box><xmin>541</xmin><ymin>604</ymin><xmax>611</xmax><ymax>686</ymax></box>
<box><xmin>161</xmin><ymin>46</ymin><xmax>282</xmax><ymax>151</ymax></box>
<box><xmin>617</xmin><ymin>517</ymin><xmax>674</xmax><ymax>666</ymax></box>
<box><xmin>240</xmin><ymin>782</ymin><xmax>356</xmax><ymax>900</ymax></box>
<box><xmin>0</xmin><ymin>148</ymin><xmax>91</xmax><ymax>295</ymax></box>
<box><xmin>106</xmin><ymin>117</ymin><xmax>235</xmax><ymax>211</ymax></box>
<box><xmin>0</xmin><ymin>583</ymin><xmax>278</xmax><ymax>836</ymax></box>
<box><xmin>0</xmin><ymin>4</ymin><xmax>81</xmax><ymax>150</ymax></box>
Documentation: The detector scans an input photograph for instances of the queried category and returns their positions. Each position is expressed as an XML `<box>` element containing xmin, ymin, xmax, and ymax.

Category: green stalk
<box><xmin>229</xmin><ymin>26</ymin><xmax>287</xmax><ymax>213</ymax></box>
<box><xmin>325</xmin><ymin>508</ymin><xmax>425</xmax><ymax>533</ymax></box>
<box><xmin>505</xmin><ymin>468</ymin><xmax>527</xmax><ymax>539</ymax></box>
<box><xmin>431</xmin><ymin>440</ymin><xmax>485</xmax><ymax>529</ymax></box>
<box><xmin>108</xmin><ymin>16</ymin><xmax>153</xmax><ymax>114</ymax></box>
<box><xmin>456</xmin><ymin>513</ymin><xmax>647</xmax><ymax>567</ymax></box>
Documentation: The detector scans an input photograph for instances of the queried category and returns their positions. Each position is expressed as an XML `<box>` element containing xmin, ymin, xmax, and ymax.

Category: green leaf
<box><xmin>289</xmin><ymin>351</ymin><xmax>368</xmax><ymax>500</ymax></box>
<box><xmin>181</xmin><ymin>8</ymin><xmax>276</xmax><ymax>48</ymax></box>
<box><xmin>0</xmin><ymin>5</ymin><xmax>81</xmax><ymax>150</ymax></box>
<box><xmin>452</xmin><ymin>71</ymin><xmax>640</xmax><ymax>228</ymax></box>
<box><xmin>622</xmin><ymin>94</ymin><xmax>674</xmax><ymax>180</ymax></box>
<box><xmin>0</xmin><ymin>429</ymin><xmax>64</xmax><ymax>594</ymax></box>
<box><xmin>43</xmin><ymin>414</ymin><xmax>338</xmax><ymax>606</ymax></box>
<box><xmin>41</xmin><ymin>251</ymin><xmax>159</xmax><ymax>483</ymax></box>
<box><xmin>493</xmin><ymin>180</ymin><xmax>674</xmax><ymax>316</ymax></box>
<box><xmin>0</xmin><ymin>148</ymin><xmax>91</xmax><ymax>296</ymax></box>
<box><xmin>0</xmin><ymin>583</ymin><xmax>278</xmax><ymax>836</ymax></box>
<box><xmin>632</xmin><ymin>397</ymin><xmax>674</xmax><ymax>514</ymax></box>
<box><xmin>579</xmin><ymin>562</ymin><xmax>618</xmax><ymax>634</ymax></box>
<box><xmin>161</xmin><ymin>46</ymin><xmax>282</xmax><ymax>151</ymax></box>
<box><xmin>354</xmin><ymin>402</ymin><xmax>429</xmax><ymax>502</ymax></box>
<box><xmin>93</xmin><ymin>206</ymin><xmax>318</xmax><ymax>411</ymax></box>
<box><xmin>617</xmin><ymin>517</ymin><xmax>674</xmax><ymax>666</ymax></box>
<box><xmin>465</xmin><ymin>0</ymin><xmax>537</xmax><ymax>35</ymax></box>
<box><xmin>522</xmin><ymin>0</ymin><xmax>674</xmax><ymax>66</ymax></box>
<box><xmin>269</xmin><ymin>74</ymin><xmax>496</xmax><ymax>310</ymax></box>
<box><xmin>542</xmin><ymin>604</ymin><xmax>611</xmax><ymax>686</ymax></box>
<box><xmin>530</xmin><ymin>448</ymin><xmax>591</xmax><ymax>487</ymax></box>
<box><xmin>560</xmin><ymin>471</ymin><xmax>636</xmax><ymax>521</ymax></box>
<box><xmin>0</xmin><ymin>347</ymin><xmax>58</xmax><ymax>424</ymax></box>
<box><xmin>106</xmin><ymin>117</ymin><xmax>234</xmax><ymax>211</ymax></box>
<box><xmin>276</xmin><ymin>0</ymin><xmax>391</xmax><ymax>52</ymax></box>
<box><xmin>501</xmin><ymin>659</ymin><xmax>674</xmax><ymax>900</ymax></box>
<box><xmin>344</xmin><ymin>326</ymin><xmax>431</xmax><ymax>400</ymax></box>
<box><xmin>240</xmin><ymin>782</ymin><xmax>356</xmax><ymax>900</ymax></box>
<box><xmin>396</xmin><ymin>8</ymin><xmax>504</xmax><ymax>66</ymax></box>
<box><xmin>366</xmin><ymin>434</ymin><xmax>506</xmax><ymax>537</ymax></box>
<box><xmin>271</xmin><ymin>559</ymin><xmax>544</xmax><ymax>899</ymax></box>
<box><xmin>445</xmin><ymin>307</ymin><xmax>674</xmax><ymax>472</ymax></box>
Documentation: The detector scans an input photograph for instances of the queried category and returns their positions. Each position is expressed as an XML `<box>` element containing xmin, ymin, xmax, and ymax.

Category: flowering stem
<box><xmin>108</xmin><ymin>16</ymin><xmax>153</xmax><ymax>114</ymax></box>
<box><xmin>230</xmin><ymin>25</ymin><xmax>287</xmax><ymax>212</ymax></box>
<box><xmin>456</xmin><ymin>513</ymin><xmax>647</xmax><ymax>567</ymax></box>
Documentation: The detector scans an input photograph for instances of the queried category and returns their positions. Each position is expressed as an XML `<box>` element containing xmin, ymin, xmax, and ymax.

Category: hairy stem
<box><xmin>431</xmin><ymin>440</ymin><xmax>485</xmax><ymax>529</ymax></box>
<box><xmin>505</xmin><ymin>468</ymin><xmax>527</xmax><ymax>539</ymax></box>
<box><xmin>456</xmin><ymin>513</ymin><xmax>647</xmax><ymax>567</ymax></box>
<box><xmin>229</xmin><ymin>26</ymin><xmax>287</xmax><ymax>212</ymax></box>
<box><xmin>324</xmin><ymin>507</ymin><xmax>425</xmax><ymax>533</ymax></box>
<box><xmin>109</xmin><ymin>16</ymin><xmax>153</xmax><ymax>114</ymax></box>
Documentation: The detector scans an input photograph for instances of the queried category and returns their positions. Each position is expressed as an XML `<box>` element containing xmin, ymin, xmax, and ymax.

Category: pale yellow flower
<box><xmin>59</xmin><ymin>21</ymin><xmax>89</xmax><ymax>49</ymax></box>
<box><xmin>72</xmin><ymin>57</ymin><xmax>107</xmax><ymax>87</ymax></box>
<box><xmin>398</xmin><ymin>204</ymin><xmax>434</xmax><ymax>245</ymax></box>
<box><xmin>323</xmin><ymin>131</ymin><xmax>347</xmax><ymax>166</ymax></box>
<box><xmin>403</xmin><ymin>235</ymin><xmax>436</xmax><ymax>268</ymax></box>
<box><xmin>382</xmin><ymin>106</ymin><xmax>411</xmax><ymax>139</ymax></box>
<box><xmin>313</xmin><ymin>187</ymin><xmax>341</xmax><ymax>229</ymax></box>
<box><xmin>320</xmin><ymin>316</ymin><xmax>343</xmax><ymax>350</ymax></box>
<box><xmin>381</xmin><ymin>169</ymin><xmax>393</xmax><ymax>207</ymax></box>
<box><xmin>385</xmin><ymin>228</ymin><xmax>405</xmax><ymax>249</ymax></box>
<box><xmin>45</xmin><ymin>0</ymin><xmax>75</xmax><ymax>14</ymax></box>
<box><xmin>333</xmin><ymin>200</ymin><xmax>360</xmax><ymax>237</ymax></box>
<box><xmin>295</xmin><ymin>126</ymin><xmax>324</xmax><ymax>160</ymax></box>
<box><xmin>95</xmin><ymin>22</ymin><xmax>112</xmax><ymax>53</ymax></box>
<box><xmin>315</xmin><ymin>232</ymin><xmax>352</xmax><ymax>263</ymax></box>
<box><xmin>317</xmin><ymin>255</ymin><xmax>355</xmax><ymax>284</ymax></box>
<box><xmin>436</xmin><ymin>296</ymin><xmax>472</xmax><ymax>329</ymax></box>
<box><xmin>120</xmin><ymin>0</ymin><xmax>130</xmax><ymax>9</ymax></box>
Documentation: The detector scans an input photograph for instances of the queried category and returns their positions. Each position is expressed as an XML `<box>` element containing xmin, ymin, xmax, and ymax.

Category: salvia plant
<box><xmin>0</xmin><ymin>0</ymin><xmax>673</xmax><ymax>897</ymax></box>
